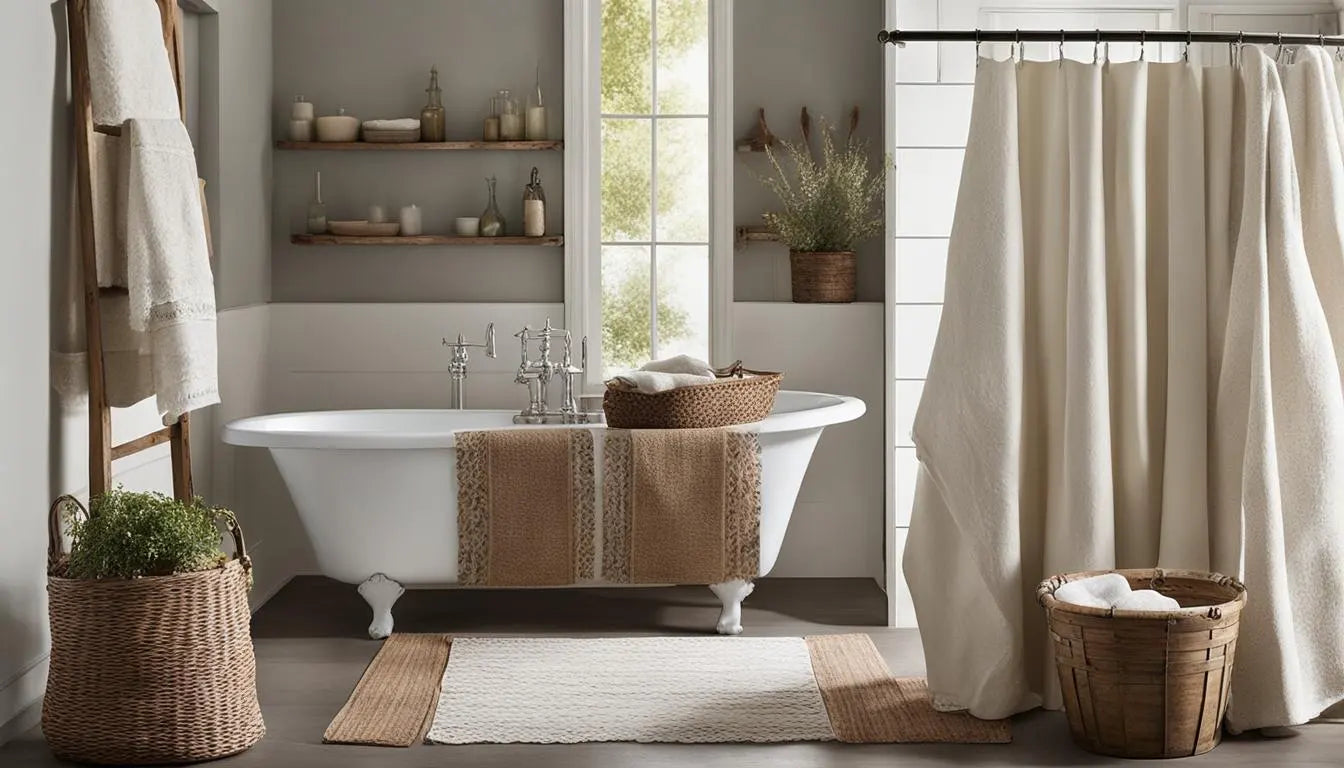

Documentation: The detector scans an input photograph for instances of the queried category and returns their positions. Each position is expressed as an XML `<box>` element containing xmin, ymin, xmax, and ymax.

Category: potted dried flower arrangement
<box><xmin>760</xmin><ymin>122</ymin><xmax>885</xmax><ymax>303</ymax></box>
<box><xmin>44</xmin><ymin>490</ymin><xmax>264</xmax><ymax>765</ymax></box>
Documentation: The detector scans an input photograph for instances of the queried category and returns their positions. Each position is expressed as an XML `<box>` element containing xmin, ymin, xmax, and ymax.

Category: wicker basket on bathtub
<box><xmin>603</xmin><ymin>361</ymin><xmax>782</xmax><ymax>429</ymax></box>
<box><xmin>1036</xmin><ymin>568</ymin><xmax>1247</xmax><ymax>759</ymax></box>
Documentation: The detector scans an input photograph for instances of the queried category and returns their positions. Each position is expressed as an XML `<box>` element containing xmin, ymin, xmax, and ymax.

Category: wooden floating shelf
<box><xmin>292</xmin><ymin>234</ymin><xmax>564</xmax><ymax>247</ymax></box>
<box><xmin>735</xmin><ymin>225</ymin><xmax>780</xmax><ymax>243</ymax></box>
<box><xmin>276</xmin><ymin>140</ymin><xmax>563</xmax><ymax>151</ymax></box>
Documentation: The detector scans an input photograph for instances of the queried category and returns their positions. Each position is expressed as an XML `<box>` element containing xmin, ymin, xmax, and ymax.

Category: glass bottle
<box><xmin>480</xmin><ymin>176</ymin><xmax>505</xmax><ymax>237</ymax></box>
<box><xmin>523</xmin><ymin>167</ymin><xmax>546</xmax><ymax>237</ymax></box>
<box><xmin>496</xmin><ymin>89</ymin><xmax>523</xmax><ymax>141</ymax></box>
<box><xmin>483</xmin><ymin>94</ymin><xmax>500</xmax><ymax>141</ymax></box>
<box><xmin>420</xmin><ymin>67</ymin><xmax>446</xmax><ymax>142</ymax></box>
<box><xmin>525</xmin><ymin>63</ymin><xmax>547</xmax><ymax>140</ymax></box>
<box><xmin>306</xmin><ymin>171</ymin><xmax>327</xmax><ymax>234</ymax></box>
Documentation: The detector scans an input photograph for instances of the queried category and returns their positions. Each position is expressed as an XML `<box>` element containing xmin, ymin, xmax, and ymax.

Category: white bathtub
<box><xmin>222</xmin><ymin>390</ymin><xmax>864</xmax><ymax>637</ymax></box>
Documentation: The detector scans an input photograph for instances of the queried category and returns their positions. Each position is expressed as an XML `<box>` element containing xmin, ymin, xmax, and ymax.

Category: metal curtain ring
<box><xmin>1058</xmin><ymin>29</ymin><xmax>1065</xmax><ymax>65</ymax></box>
<box><xmin>975</xmin><ymin>29</ymin><xmax>982</xmax><ymax>66</ymax></box>
<box><xmin>1094</xmin><ymin>29</ymin><xmax>1101</xmax><ymax>64</ymax></box>
<box><xmin>1140</xmin><ymin>30</ymin><xmax>1147</xmax><ymax>61</ymax></box>
<box><xmin>1184</xmin><ymin>30</ymin><xmax>1192</xmax><ymax>62</ymax></box>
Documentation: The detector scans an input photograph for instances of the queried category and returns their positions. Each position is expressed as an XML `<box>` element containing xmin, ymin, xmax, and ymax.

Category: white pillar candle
<box><xmin>525</xmin><ymin>106</ymin><xmax>547</xmax><ymax>140</ymax></box>
<box><xmin>288</xmin><ymin>119</ymin><xmax>313</xmax><ymax>142</ymax></box>
<box><xmin>499</xmin><ymin>113</ymin><xmax>524</xmax><ymax>141</ymax></box>
<box><xmin>291</xmin><ymin>98</ymin><xmax>315</xmax><ymax>121</ymax></box>
<box><xmin>368</xmin><ymin>204</ymin><xmax>387</xmax><ymax>224</ymax></box>
<box><xmin>399</xmin><ymin>205</ymin><xmax>422</xmax><ymax>236</ymax></box>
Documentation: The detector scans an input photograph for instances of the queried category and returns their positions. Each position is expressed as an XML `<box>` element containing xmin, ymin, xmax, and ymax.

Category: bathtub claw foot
<box><xmin>358</xmin><ymin>573</ymin><xmax>405</xmax><ymax>639</ymax></box>
<box><xmin>709</xmin><ymin>579</ymin><xmax>754</xmax><ymax>635</ymax></box>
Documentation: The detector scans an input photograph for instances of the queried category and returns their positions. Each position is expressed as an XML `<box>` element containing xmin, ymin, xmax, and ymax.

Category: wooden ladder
<box><xmin>67</xmin><ymin>0</ymin><xmax>195</xmax><ymax>500</ymax></box>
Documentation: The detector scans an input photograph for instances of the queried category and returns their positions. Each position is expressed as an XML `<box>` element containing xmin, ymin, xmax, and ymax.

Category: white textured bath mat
<box><xmin>426</xmin><ymin>636</ymin><xmax>834</xmax><ymax>744</ymax></box>
<box><xmin>326</xmin><ymin>634</ymin><xmax>1012</xmax><ymax>746</ymax></box>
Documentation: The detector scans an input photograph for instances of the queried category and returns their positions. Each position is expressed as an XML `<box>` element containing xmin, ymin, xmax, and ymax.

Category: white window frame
<box><xmin>564</xmin><ymin>0</ymin><xmax>734</xmax><ymax>392</ymax></box>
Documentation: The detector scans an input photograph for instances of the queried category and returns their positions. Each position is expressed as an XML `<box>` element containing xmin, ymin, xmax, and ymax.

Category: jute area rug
<box><xmin>324</xmin><ymin>633</ymin><xmax>1011</xmax><ymax>747</ymax></box>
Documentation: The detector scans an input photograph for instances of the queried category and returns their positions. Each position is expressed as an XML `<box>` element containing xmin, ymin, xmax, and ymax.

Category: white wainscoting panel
<box><xmin>267</xmin><ymin>303</ymin><xmax>566</xmax><ymax>413</ymax></box>
<box><xmin>733</xmin><ymin>302</ymin><xmax>885</xmax><ymax>581</ymax></box>
<box><xmin>895</xmin><ymin>148</ymin><xmax>964</xmax><ymax>238</ymax></box>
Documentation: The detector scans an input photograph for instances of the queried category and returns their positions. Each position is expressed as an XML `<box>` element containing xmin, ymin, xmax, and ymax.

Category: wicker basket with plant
<box><xmin>43</xmin><ymin>490</ymin><xmax>264</xmax><ymax>765</ymax></box>
<box><xmin>760</xmin><ymin>119</ymin><xmax>885</xmax><ymax>303</ymax></box>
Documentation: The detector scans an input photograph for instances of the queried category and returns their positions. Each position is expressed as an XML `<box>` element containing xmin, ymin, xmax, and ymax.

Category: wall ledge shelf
<box><xmin>276</xmin><ymin>140</ymin><xmax>563</xmax><ymax>151</ymax></box>
<box><xmin>292</xmin><ymin>234</ymin><xmax>564</xmax><ymax>247</ymax></box>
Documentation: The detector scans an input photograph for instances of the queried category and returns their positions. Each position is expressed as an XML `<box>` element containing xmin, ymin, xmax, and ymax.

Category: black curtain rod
<box><xmin>878</xmin><ymin>29</ymin><xmax>1344</xmax><ymax>47</ymax></box>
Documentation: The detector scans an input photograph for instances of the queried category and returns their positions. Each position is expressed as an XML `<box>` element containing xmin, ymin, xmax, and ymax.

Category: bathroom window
<box><xmin>599</xmin><ymin>0</ymin><xmax>712</xmax><ymax>375</ymax></box>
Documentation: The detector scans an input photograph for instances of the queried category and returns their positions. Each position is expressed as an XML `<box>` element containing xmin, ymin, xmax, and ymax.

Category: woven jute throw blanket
<box><xmin>454</xmin><ymin>427</ymin><xmax>761</xmax><ymax>587</ymax></box>
<box><xmin>602</xmin><ymin>428</ymin><xmax>761</xmax><ymax>584</ymax></box>
<box><xmin>455</xmin><ymin>429</ymin><xmax>595</xmax><ymax>586</ymax></box>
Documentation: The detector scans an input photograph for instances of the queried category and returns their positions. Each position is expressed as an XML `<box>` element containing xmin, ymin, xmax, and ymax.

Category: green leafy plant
<box><xmin>60</xmin><ymin>489</ymin><xmax>233</xmax><ymax>580</ymax></box>
<box><xmin>760</xmin><ymin>122</ymin><xmax>886</xmax><ymax>253</ymax></box>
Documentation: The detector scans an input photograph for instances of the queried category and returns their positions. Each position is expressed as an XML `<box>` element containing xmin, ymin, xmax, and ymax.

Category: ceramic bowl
<box><xmin>454</xmin><ymin>217</ymin><xmax>481</xmax><ymax>237</ymax></box>
<box><xmin>315</xmin><ymin>114</ymin><xmax>360</xmax><ymax>142</ymax></box>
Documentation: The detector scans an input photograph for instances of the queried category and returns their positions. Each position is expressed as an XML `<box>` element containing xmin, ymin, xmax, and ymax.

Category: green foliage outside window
<box><xmin>600</xmin><ymin>0</ymin><xmax>706</xmax><ymax>372</ymax></box>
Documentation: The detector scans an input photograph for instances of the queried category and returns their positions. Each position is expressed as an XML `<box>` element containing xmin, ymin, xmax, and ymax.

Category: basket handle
<box><xmin>47</xmin><ymin>494</ymin><xmax>251</xmax><ymax>570</ymax></box>
<box><xmin>224</xmin><ymin>512</ymin><xmax>250</xmax><ymax>569</ymax></box>
<box><xmin>714</xmin><ymin>361</ymin><xmax>775</xmax><ymax>379</ymax></box>
<box><xmin>47</xmin><ymin>495</ymin><xmax>86</xmax><ymax>570</ymax></box>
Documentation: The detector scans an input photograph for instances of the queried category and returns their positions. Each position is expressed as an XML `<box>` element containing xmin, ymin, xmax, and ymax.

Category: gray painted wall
<box><xmin>0</xmin><ymin>0</ymin><xmax>272</xmax><ymax>739</ymax></box>
<box><xmin>271</xmin><ymin>0</ymin><xmax>566</xmax><ymax>303</ymax></box>
<box><xmin>734</xmin><ymin>0</ymin><xmax>885</xmax><ymax>302</ymax></box>
<box><xmin>0</xmin><ymin>0</ymin><xmax>67</xmax><ymax>735</ymax></box>
<box><xmin>209</xmin><ymin>0</ymin><xmax>275</xmax><ymax>309</ymax></box>
<box><xmin>271</xmin><ymin>0</ymin><xmax>884</xmax><ymax>303</ymax></box>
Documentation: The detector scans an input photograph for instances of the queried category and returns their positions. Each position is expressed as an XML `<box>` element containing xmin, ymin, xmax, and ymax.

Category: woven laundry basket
<box><xmin>1037</xmin><ymin>569</ymin><xmax>1247</xmax><ymax>759</ymax></box>
<box><xmin>603</xmin><ymin>362</ymin><xmax>781</xmax><ymax>429</ymax></box>
<box><xmin>43</xmin><ymin>497</ymin><xmax>265</xmax><ymax>765</ymax></box>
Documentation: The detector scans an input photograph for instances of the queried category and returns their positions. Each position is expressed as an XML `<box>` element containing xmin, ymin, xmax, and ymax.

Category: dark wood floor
<box><xmin>3</xmin><ymin>577</ymin><xmax>1341</xmax><ymax>766</ymax></box>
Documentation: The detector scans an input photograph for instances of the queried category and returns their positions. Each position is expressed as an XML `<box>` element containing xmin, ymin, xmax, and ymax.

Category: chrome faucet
<box><xmin>442</xmin><ymin>323</ymin><xmax>495</xmax><ymax>409</ymax></box>
<box><xmin>512</xmin><ymin>318</ymin><xmax>599</xmax><ymax>424</ymax></box>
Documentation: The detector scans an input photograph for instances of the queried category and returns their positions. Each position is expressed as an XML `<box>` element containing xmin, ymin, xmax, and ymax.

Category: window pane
<box><xmin>656</xmin><ymin>245</ymin><xmax>709</xmax><ymax>363</ymax></box>
<box><xmin>601</xmin><ymin>0</ymin><xmax>652</xmax><ymax>114</ymax></box>
<box><xmin>601</xmin><ymin>119</ymin><xmax>652</xmax><ymax>242</ymax></box>
<box><xmin>601</xmin><ymin>245</ymin><xmax>653</xmax><ymax>376</ymax></box>
<box><xmin>656</xmin><ymin>118</ymin><xmax>709</xmax><ymax>242</ymax></box>
<box><xmin>655</xmin><ymin>0</ymin><xmax>709</xmax><ymax>114</ymax></box>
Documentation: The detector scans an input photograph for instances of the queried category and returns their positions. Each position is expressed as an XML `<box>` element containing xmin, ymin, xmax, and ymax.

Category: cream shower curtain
<box><xmin>905</xmin><ymin>46</ymin><xmax>1344</xmax><ymax>731</ymax></box>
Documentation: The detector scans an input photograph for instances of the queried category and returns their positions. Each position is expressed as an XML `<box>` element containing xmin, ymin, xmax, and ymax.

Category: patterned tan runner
<box><xmin>603</xmin><ymin>428</ymin><xmax>760</xmax><ymax>584</ymax></box>
<box><xmin>805</xmin><ymin>634</ymin><xmax>1012</xmax><ymax>743</ymax></box>
<box><xmin>324</xmin><ymin>633</ymin><xmax>1011</xmax><ymax>746</ymax></box>
<box><xmin>324</xmin><ymin>634</ymin><xmax>452</xmax><ymax>747</ymax></box>
<box><xmin>456</xmin><ymin>429</ymin><xmax>595</xmax><ymax>585</ymax></box>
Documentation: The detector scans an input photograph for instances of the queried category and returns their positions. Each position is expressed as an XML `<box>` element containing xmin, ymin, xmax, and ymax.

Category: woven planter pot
<box><xmin>43</xmin><ymin>497</ymin><xmax>264</xmax><ymax>765</ymax></box>
<box><xmin>1037</xmin><ymin>568</ymin><xmax>1247</xmax><ymax>759</ymax></box>
<box><xmin>790</xmin><ymin>251</ymin><xmax>856</xmax><ymax>303</ymax></box>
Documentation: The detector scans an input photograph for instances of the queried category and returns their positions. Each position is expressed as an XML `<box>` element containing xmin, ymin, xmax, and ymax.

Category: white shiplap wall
<box><xmin>886</xmin><ymin>0</ymin><xmax>1338</xmax><ymax>627</ymax></box>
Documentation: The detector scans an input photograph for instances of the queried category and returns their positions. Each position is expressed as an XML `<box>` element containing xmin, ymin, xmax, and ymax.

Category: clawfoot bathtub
<box><xmin>223</xmin><ymin>391</ymin><xmax>864</xmax><ymax>638</ymax></box>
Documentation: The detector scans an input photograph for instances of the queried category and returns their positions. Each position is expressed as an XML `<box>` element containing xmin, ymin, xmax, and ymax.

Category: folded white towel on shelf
<box><xmin>1113</xmin><ymin>589</ymin><xmax>1181</xmax><ymax>612</ymax></box>
<box><xmin>1053</xmin><ymin>573</ymin><xmax>1132</xmax><ymax>609</ymax></box>
<box><xmin>87</xmin><ymin>0</ymin><xmax>181</xmax><ymax>125</ymax></box>
<box><xmin>363</xmin><ymin>118</ymin><xmax>421</xmax><ymax>130</ymax></box>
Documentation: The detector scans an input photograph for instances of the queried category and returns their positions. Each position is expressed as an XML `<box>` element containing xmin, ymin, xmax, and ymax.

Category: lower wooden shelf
<box><xmin>291</xmin><ymin>234</ymin><xmax>564</xmax><ymax>247</ymax></box>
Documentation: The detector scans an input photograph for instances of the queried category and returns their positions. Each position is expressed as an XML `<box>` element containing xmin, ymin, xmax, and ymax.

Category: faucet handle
<box><xmin>442</xmin><ymin>323</ymin><xmax>496</xmax><ymax>357</ymax></box>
